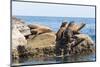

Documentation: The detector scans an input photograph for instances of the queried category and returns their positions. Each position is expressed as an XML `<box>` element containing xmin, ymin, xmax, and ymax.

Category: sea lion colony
<box><xmin>12</xmin><ymin>17</ymin><xmax>95</xmax><ymax>60</ymax></box>
<box><xmin>55</xmin><ymin>22</ymin><xmax>87</xmax><ymax>56</ymax></box>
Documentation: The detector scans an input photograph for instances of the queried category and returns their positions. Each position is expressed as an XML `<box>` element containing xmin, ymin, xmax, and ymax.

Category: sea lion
<box><xmin>56</xmin><ymin>22</ymin><xmax>68</xmax><ymax>41</ymax></box>
<box><xmin>28</xmin><ymin>24</ymin><xmax>38</xmax><ymax>29</ymax></box>
<box><xmin>67</xmin><ymin>21</ymin><xmax>85</xmax><ymax>34</ymax></box>
<box><xmin>31</xmin><ymin>28</ymin><xmax>52</xmax><ymax>35</ymax></box>
<box><xmin>56</xmin><ymin>22</ymin><xmax>75</xmax><ymax>56</ymax></box>
<box><xmin>55</xmin><ymin>21</ymin><xmax>85</xmax><ymax>55</ymax></box>
<box><xmin>28</xmin><ymin>24</ymin><xmax>52</xmax><ymax>38</ymax></box>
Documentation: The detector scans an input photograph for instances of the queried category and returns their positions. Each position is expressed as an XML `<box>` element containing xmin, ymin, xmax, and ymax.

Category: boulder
<box><xmin>74</xmin><ymin>34</ymin><xmax>95</xmax><ymax>53</ymax></box>
<box><xmin>12</xmin><ymin>16</ymin><xmax>31</xmax><ymax>36</ymax></box>
<box><xmin>27</xmin><ymin>32</ymin><xmax>56</xmax><ymax>49</ymax></box>
<box><xmin>74</xmin><ymin>34</ymin><xmax>94</xmax><ymax>46</ymax></box>
<box><xmin>12</xmin><ymin>25</ymin><xmax>27</xmax><ymax>49</ymax></box>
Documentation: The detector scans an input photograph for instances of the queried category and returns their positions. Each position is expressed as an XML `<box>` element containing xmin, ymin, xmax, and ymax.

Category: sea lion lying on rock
<box><xmin>28</xmin><ymin>24</ymin><xmax>52</xmax><ymax>38</ymax></box>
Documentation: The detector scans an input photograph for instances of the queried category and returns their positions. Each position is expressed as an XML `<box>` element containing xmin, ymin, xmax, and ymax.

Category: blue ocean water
<box><xmin>16</xmin><ymin>16</ymin><xmax>96</xmax><ymax>41</ymax></box>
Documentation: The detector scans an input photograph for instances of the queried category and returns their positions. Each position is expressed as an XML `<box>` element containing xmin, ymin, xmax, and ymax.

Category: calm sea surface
<box><xmin>13</xmin><ymin>16</ymin><xmax>96</xmax><ymax>66</ymax></box>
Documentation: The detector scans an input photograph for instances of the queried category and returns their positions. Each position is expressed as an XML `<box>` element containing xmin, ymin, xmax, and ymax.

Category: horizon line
<box><xmin>12</xmin><ymin>15</ymin><xmax>96</xmax><ymax>19</ymax></box>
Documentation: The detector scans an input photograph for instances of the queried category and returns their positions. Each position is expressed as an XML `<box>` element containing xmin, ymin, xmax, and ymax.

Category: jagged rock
<box><xmin>12</xmin><ymin>16</ymin><xmax>31</xmax><ymax>36</ymax></box>
<box><xmin>12</xmin><ymin>25</ymin><xmax>27</xmax><ymax>49</ymax></box>
<box><xmin>27</xmin><ymin>32</ymin><xmax>56</xmax><ymax>49</ymax></box>
<box><xmin>12</xmin><ymin>17</ymin><xmax>29</xmax><ymax>59</ymax></box>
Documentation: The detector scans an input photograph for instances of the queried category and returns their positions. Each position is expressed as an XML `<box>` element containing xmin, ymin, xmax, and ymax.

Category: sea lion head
<box><xmin>60</xmin><ymin>22</ymin><xmax>68</xmax><ymax>28</ymax></box>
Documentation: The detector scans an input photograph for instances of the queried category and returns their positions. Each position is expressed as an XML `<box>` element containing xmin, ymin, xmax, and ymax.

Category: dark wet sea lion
<box><xmin>56</xmin><ymin>22</ymin><xmax>68</xmax><ymax>41</ymax></box>
<box><xmin>56</xmin><ymin>22</ymin><xmax>74</xmax><ymax>55</ymax></box>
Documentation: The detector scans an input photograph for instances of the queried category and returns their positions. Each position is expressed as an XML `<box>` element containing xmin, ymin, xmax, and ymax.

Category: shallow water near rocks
<box><xmin>12</xmin><ymin>53</ymin><xmax>96</xmax><ymax>66</ymax></box>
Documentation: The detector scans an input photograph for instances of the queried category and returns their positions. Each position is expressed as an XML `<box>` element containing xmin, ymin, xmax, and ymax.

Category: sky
<box><xmin>12</xmin><ymin>1</ymin><xmax>95</xmax><ymax>18</ymax></box>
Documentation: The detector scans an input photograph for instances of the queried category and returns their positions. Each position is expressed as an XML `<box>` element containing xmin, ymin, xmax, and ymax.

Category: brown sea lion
<box><xmin>31</xmin><ymin>28</ymin><xmax>52</xmax><ymax>35</ymax></box>
<box><xmin>56</xmin><ymin>22</ymin><xmax>68</xmax><ymax>41</ymax></box>
<box><xmin>67</xmin><ymin>21</ymin><xmax>85</xmax><ymax>34</ymax></box>
<box><xmin>28</xmin><ymin>24</ymin><xmax>52</xmax><ymax>38</ymax></box>
<box><xmin>55</xmin><ymin>22</ymin><xmax>68</xmax><ymax>56</ymax></box>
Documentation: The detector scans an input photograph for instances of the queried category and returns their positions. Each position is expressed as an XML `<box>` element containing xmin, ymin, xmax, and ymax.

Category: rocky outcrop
<box><xmin>12</xmin><ymin>16</ymin><xmax>31</xmax><ymax>36</ymax></box>
<box><xmin>74</xmin><ymin>34</ymin><xmax>95</xmax><ymax>53</ymax></box>
<box><xmin>12</xmin><ymin>26</ymin><xmax>27</xmax><ymax>49</ymax></box>
<box><xmin>12</xmin><ymin>25</ymin><xmax>28</xmax><ymax>60</ymax></box>
<box><xmin>12</xmin><ymin>17</ymin><xmax>95</xmax><ymax>61</ymax></box>
<box><xmin>12</xmin><ymin>17</ymin><xmax>30</xmax><ymax>59</ymax></box>
<box><xmin>12</xmin><ymin>17</ymin><xmax>56</xmax><ymax>59</ymax></box>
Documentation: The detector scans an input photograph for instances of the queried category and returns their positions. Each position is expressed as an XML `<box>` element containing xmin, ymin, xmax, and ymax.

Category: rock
<box><xmin>12</xmin><ymin>16</ymin><xmax>30</xmax><ymax>60</ymax></box>
<box><xmin>27</xmin><ymin>32</ymin><xmax>56</xmax><ymax>49</ymax></box>
<box><xmin>12</xmin><ymin>25</ymin><xmax>27</xmax><ymax>49</ymax></box>
<box><xmin>74</xmin><ymin>34</ymin><xmax>95</xmax><ymax>53</ymax></box>
<box><xmin>74</xmin><ymin>34</ymin><xmax>94</xmax><ymax>46</ymax></box>
<box><xmin>12</xmin><ymin>16</ymin><xmax>31</xmax><ymax>36</ymax></box>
